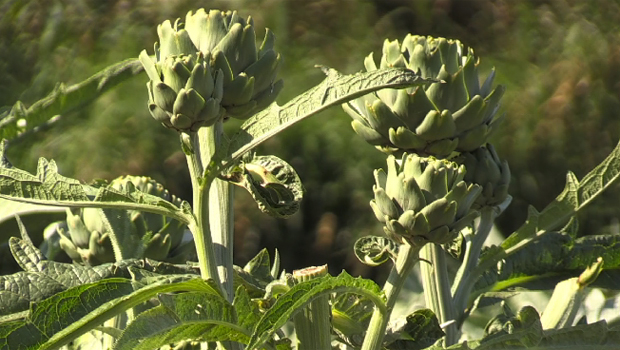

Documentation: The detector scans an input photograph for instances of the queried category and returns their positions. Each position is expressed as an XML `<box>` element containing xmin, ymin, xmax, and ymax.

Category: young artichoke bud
<box><xmin>184</xmin><ymin>9</ymin><xmax>283</xmax><ymax>120</ymax></box>
<box><xmin>455</xmin><ymin>144</ymin><xmax>511</xmax><ymax>209</ymax></box>
<box><xmin>141</xmin><ymin>27</ymin><xmax>225</xmax><ymax>132</ymax></box>
<box><xmin>370</xmin><ymin>154</ymin><xmax>481</xmax><ymax>247</ymax></box>
<box><xmin>57</xmin><ymin>176</ymin><xmax>194</xmax><ymax>265</ymax></box>
<box><xmin>343</xmin><ymin>35</ymin><xmax>505</xmax><ymax>157</ymax></box>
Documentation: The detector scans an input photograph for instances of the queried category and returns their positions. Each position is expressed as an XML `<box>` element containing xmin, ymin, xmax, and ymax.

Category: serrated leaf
<box><xmin>214</xmin><ymin>67</ymin><xmax>435</xmax><ymax>171</ymax></box>
<box><xmin>0</xmin><ymin>237</ymin><xmax>201</xmax><ymax>316</ymax></box>
<box><xmin>474</xmin><ymin>232</ymin><xmax>620</xmax><ymax>294</ymax></box>
<box><xmin>247</xmin><ymin>271</ymin><xmax>385</xmax><ymax>350</ymax></box>
<box><xmin>229</xmin><ymin>155</ymin><xmax>304</xmax><ymax>218</ymax></box>
<box><xmin>331</xmin><ymin>293</ymin><xmax>376</xmax><ymax>348</ymax></box>
<box><xmin>385</xmin><ymin>309</ymin><xmax>445</xmax><ymax>350</ymax></box>
<box><xmin>114</xmin><ymin>289</ymin><xmax>248</xmax><ymax>350</ymax></box>
<box><xmin>0</xmin><ymin>59</ymin><xmax>143</xmax><ymax>141</ymax></box>
<box><xmin>0</xmin><ymin>153</ymin><xmax>191</xmax><ymax>225</ymax></box>
<box><xmin>354</xmin><ymin>235</ymin><xmax>399</xmax><ymax>266</ymax></box>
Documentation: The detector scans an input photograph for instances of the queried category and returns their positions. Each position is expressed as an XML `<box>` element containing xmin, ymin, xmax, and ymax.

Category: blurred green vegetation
<box><xmin>2</xmin><ymin>0</ymin><xmax>620</xmax><ymax>280</ymax></box>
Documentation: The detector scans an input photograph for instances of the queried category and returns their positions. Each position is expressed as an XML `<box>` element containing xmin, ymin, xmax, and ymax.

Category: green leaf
<box><xmin>475</xmin><ymin>232</ymin><xmax>620</xmax><ymax>294</ymax></box>
<box><xmin>467</xmin><ymin>140</ymin><xmax>620</xmax><ymax>302</ymax></box>
<box><xmin>354</xmin><ymin>235</ymin><xmax>399</xmax><ymax>266</ymax></box>
<box><xmin>384</xmin><ymin>309</ymin><xmax>445</xmax><ymax>350</ymax></box>
<box><xmin>0</xmin><ymin>275</ymin><xmax>216</xmax><ymax>350</ymax></box>
<box><xmin>247</xmin><ymin>271</ymin><xmax>385</xmax><ymax>350</ymax></box>
<box><xmin>0</xmin><ymin>237</ymin><xmax>201</xmax><ymax>316</ymax></box>
<box><xmin>0</xmin><ymin>59</ymin><xmax>143</xmax><ymax>141</ymax></box>
<box><xmin>331</xmin><ymin>293</ymin><xmax>376</xmax><ymax>348</ymax></box>
<box><xmin>227</xmin><ymin>155</ymin><xmax>304</xmax><ymax>218</ymax></box>
<box><xmin>0</xmin><ymin>153</ymin><xmax>192</xmax><ymax>225</ymax></box>
<box><xmin>215</xmin><ymin>67</ymin><xmax>435</xmax><ymax>170</ymax></box>
<box><xmin>114</xmin><ymin>289</ymin><xmax>249</xmax><ymax>350</ymax></box>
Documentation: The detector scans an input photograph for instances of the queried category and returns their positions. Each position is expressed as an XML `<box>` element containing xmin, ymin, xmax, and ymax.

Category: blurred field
<box><xmin>2</xmin><ymin>0</ymin><xmax>620</xmax><ymax>280</ymax></box>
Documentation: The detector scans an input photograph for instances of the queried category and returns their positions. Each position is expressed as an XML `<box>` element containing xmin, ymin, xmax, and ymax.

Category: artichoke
<box><xmin>456</xmin><ymin>144</ymin><xmax>511</xmax><ymax>208</ymax></box>
<box><xmin>343</xmin><ymin>35</ymin><xmax>505</xmax><ymax>157</ymax></box>
<box><xmin>140</xmin><ymin>9</ymin><xmax>283</xmax><ymax>132</ymax></box>
<box><xmin>58</xmin><ymin>176</ymin><xmax>194</xmax><ymax>265</ymax></box>
<box><xmin>370</xmin><ymin>154</ymin><xmax>481</xmax><ymax>247</ymax></box>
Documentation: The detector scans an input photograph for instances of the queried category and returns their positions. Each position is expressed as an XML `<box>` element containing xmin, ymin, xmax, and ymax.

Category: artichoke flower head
<box><xmin>58</xmin><ymin>176</ymin><xmax>194</xmax><ymax>265</ymax></box>
<box><xmin>344</xmin><ymin>35</ymin><xmax>505</xmax><ymax>158</ymax></box>
<box><xmin>140</xmin><ymin>9</ymin><xmax>282</xmax><ymax>132</ymax></box>
<box><xmin>371</xmin><ymin>154</ymin><xmax>481</xmax><ymax>247</ymax></box>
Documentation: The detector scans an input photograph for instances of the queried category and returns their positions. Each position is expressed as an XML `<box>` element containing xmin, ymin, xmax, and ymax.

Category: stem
<box><xmin>420</xmin><ymin>243</ymin><xmax>457</xmax><ymax>346</ymax></box>
<box><xmin>452</xmin><ymin>207</ymin><xmax>496</xmax><ymax>324</ymax></box>
<box><xmin>185</xmin><ymin>130</ymin><xmax>220</xmax><ymax>286</ymax></box>
<box><xmin>361</xmin><ymin>243</ymin><xmax>422</xmax><ymax>350</ymax></box>
<box><xmin>293</xmin><ymin>266</ymin><xmax>331</xmax><ymax>350</ymax></box>
<box><xmin>197</xmin><ymin>121</ymin><xmax>235</xmax><ymax>302</ymax></box>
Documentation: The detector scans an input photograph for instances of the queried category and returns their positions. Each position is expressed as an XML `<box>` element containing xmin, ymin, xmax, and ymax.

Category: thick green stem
<box><xmin>185</xmin><ymin>131</ymin><xmax>220</xmax><ymax>286</ymax></box>
<box><xmin>361</xmin><ymin>243</ymin><xmax>422</xmax><ymax>350</ymax></box>
<box><xmin>197</xmin><ymin>121</ymin><xmax>235</xmax><ymax>302</ymax></box>
<box><xmin>293</xmin><ymin>266</ymin><xmax>331</xmax><ymax>350</ymax></box>
<box><xmin>420</xmin><ymin>243</ymin><xmax>457</xmax><ymax>346</ymax></box>
<box><xmin>452</xmin><ymin>207</ymin><xmax>496</xmax><ymax>325</ymax></box>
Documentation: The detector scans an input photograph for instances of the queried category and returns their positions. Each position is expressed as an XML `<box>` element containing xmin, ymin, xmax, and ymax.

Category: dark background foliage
<box><xmin>2</xmin><ymin>0</ymin><xmax>620</xmax><ymax>280</ymax></box>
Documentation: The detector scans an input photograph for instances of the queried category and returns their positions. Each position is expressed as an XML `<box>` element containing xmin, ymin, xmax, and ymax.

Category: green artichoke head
<box><xmin>343</xmin><ymin>35</ymin><xmax>505</xmax><ymax>158</ymax></box>
<box><xmin>140</xmin><ymin>9</ymin><xmax>282</xmax><ymax>132</ymax></box>
<box><xmin>58</xmin><ymin>176</ymin><xmax>194</xmax><ymax>265</ymax></box>
<box><xmin>370</xmin><ymin>154</ymin><xmax>481</xmax><ymax>247</ymax></box>
<box><xmin>456</xmin><ymin>144</ymin><xmax>511</xmax><ymax>209</ymax></box>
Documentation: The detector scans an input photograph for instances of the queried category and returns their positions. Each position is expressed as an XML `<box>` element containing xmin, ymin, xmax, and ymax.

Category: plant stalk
<box><xmin>293</xmin><ymin>265</ymin><xmax>331</xmax><ymax>350</ymax></box>
<box><xmin>185</xmin><ymin>130</ymin><xmax>220</xmax><ymax>286</ymax></box>
<box><xmin>420</xmin><ymin>243</ymin><xmax>457</xmax><ymax>346</ymax></box>
<box><xmin>361</xmin><ymin>243</ymin><xmax>422</xmax><ymax>350</ymax></box>
<box><xmin>452</xmin><ymin>207</ymin><xmax>496</xmax><ymax>324</ymax></box>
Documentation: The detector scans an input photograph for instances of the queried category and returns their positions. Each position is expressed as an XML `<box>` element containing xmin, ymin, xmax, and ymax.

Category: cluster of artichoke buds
<box><xmin>58</xmin><ymin>176</ymin><xmax>194</xmax><ymax>265</ymax></box>
<box><xmin>455</xmin><ymin>144</ymin><xmax>511</xmax><ymax>208</ymax></box>
<box><xmin>140</xmin><ymin>9</ymin><xmax>282</xmax><ymax>132</ymax></box>
<box><xmin>343</xmin><ymin>34</ymin><xmax>505</xmax><ymax>158</ymax></box>
<box><xmin>370</xmin><ymin>154</ymin><xmax>481</xmax><ymax>247</ymax></box>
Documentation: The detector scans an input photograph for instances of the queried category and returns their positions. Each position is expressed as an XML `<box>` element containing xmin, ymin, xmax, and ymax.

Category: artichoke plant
<box><xmin>58</xmin><ymin>176</ymin><xmax>194</xmax><ymax>265</ymax></box>
<box><xmin>370</xmin><ymin>154</ymin><xmax>481</xmax><ymax>247</ymax></box>
<box><xmin>140</xmin><ymin>9</ymin><xmax>283</xmax><ymax>132</ymax></box>
<box><xmin>343</xmin><ymin>35</ymin><xmax>505</xmax><ymax>157</ymax></box>
<box><xmin>455</xmin><ymin>144</ymin><xmax>511</xmax><ymax>208</ymax></box>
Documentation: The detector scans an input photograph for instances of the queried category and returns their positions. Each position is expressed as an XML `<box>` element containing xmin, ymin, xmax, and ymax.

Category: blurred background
<box><xmin>2</xmin><ymin>0</ymin><xmax>620</xmax><ymax>281</ymax></box>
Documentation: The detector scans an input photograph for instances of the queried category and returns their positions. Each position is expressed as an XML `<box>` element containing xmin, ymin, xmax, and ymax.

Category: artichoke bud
<box><xmin>344</xmin><ymin>34</ymin><xmax>505</xmax><ymax>158</ymax></box>
<box><xmin>370</xmin><ymin>154</ymin><xmax>481</xmax><ymax>247</ymax></box>
<box><xmin>455</xmin><ymin>144</ymin><xmax>511</xmax><ymax>208</ymax></box>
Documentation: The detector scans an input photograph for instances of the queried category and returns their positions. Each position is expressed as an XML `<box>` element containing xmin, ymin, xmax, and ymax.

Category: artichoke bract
<box><xmin>370</xmin><ymin>154</ymin><xmax>481</xmax><ymax>247</ymax></box>
<box><xmin>343</xmin><ymin>35</ymin><xmax>505</xmax><ymax>157</ymax></box>
<box><xmin>456</xmin><ymin>144</ymin><xmax>511</xmax><ymax>209</ymax></box>
<box><xmin>58</xmin><ymin>176</ymin><xmax>194</xmax><ymax>265</ymax></box>
<box><xmin>140</xmin><ymin>9</ymin><xmax>282</xmax><ymax>132</ymax></box>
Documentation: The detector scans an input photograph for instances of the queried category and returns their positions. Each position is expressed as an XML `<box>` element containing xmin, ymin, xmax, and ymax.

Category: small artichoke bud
<box><xmin>455</xmin><ymin>144</ymin><xmax>511</xmax><ymax>208</ymax></box>
<box><xmin>140</xmin><ymin>9</ymin><xmax>283</xmax><ymax>132</ymax></box>
<box><xmin>343</xmin><ymin>35</ymin><xmax>505</xmax><ymax>158</ymax></box>
<box><xmin>57</xmin><ymin>176</ymin><xmax>194</xmax><ymax>265</ymax></box>
<box><xmin>370</xmin><ymin>154</ymin><xmax>481</xmax><ymax>247</ymax></box>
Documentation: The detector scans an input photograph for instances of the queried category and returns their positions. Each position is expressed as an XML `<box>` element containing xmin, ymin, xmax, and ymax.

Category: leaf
<box><xmin>0</xmin><ymin>59</ymin><xmax>143</xmax><ymax>141</ymax></box>
<box><xmin>0</xmin><ymin>237</ymin><xmax>201</xmax><ymax>316</ymax></box>
<box><xmin>384</xmin><ymin>309</ymin><xmax>445</xmax><ymax>350</ymax></box>
<box><xmin>0</xmin><ymin>153</ymin><xmax>191</xmax><ymax>225</ymax></box>
<box><xmin>468</xmin><ymin>140</ymin><xmax>620</xmax><ymax>300</ymax></box>
<box><xmin>354</xmin><ymin>235</ymin><xmax>399</xmax><ymax>266</ymax></box>
<box><xmin>474</xmin><ymin>232</ymin><xmax>620</xmax><ymax>294</ymax></box>
<box><xmin>227</xmin><ymin>155</ymin><xmax>304</xmax><ymax>218</ymax></box>
<box><xmin>247</xmin><ymin>271</ymin><xmax>385</xmax><ymax>350</ymax></box>
<box><xmin>114</xmin><ymin>289</ymin><xmax>249</xmax><ymax>350</ymax></box>
<box><xmin>215</xmin><ymin>67</ymin><xmax>435</xmax><ymax>170</ymax></box>
<box><xmin>331</xmin><ymin>293</ymin><xmax>376</xmax><ymax>348</ymax></box>
<box><xmin>0</xmin><ymin>275</ymin><xmax>216</xmax><ymax>350</ymax></box>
